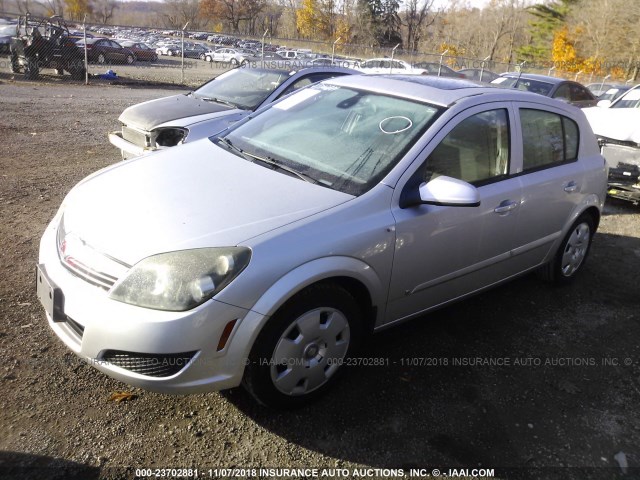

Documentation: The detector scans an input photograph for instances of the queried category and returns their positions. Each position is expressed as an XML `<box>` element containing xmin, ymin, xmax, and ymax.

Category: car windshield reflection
<box><xmin>220</xmin><ymin>84</ymin><xmax>442</xmax><ymax>196</ymax></box>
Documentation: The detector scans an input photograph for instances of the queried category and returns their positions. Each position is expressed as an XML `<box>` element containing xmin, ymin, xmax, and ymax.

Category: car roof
<box><xmin>326</xmin><ymin>74</ymin><xmax>567</xmax><ymax>108</ymax></box>
<box><xmin>499</xmin><ymin>72</ymin><xmax>567</xmax><ymax>85</ymax></box>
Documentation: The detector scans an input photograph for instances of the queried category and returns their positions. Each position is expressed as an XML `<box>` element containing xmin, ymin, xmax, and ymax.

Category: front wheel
<box><xmin>97</xmin><ymin>53</ymin><xmax>106</xmax><ymax>64</ymax></box>
<box><xmin>538</xmin><ymin>213</ymin><xmax>595</xmax><ymax>284</ymax></box>
<box><xmin>243</xmin><ymin>284</ymin><xmax>362</xmax><ymax>409</ymax></box>
<box><xmin>126</xmin><ymin>54</ymin><xmax>134</xmax><ymax>64</ymax></box>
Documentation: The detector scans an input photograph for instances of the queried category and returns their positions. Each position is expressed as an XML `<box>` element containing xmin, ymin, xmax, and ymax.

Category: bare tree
<box><xmin>92</xmin><ymin>0</ymin><xmax>118</xmax><ymax>24</ymax></box>
<box><xmin>161</xmin><ymin>0</ymin><xmax>202</xmax><ymax>30</ymax></box>
<box><xmin>401</xmin><ymin>0</ymin><xmax>438</xmax><ymax>52</ymax></box>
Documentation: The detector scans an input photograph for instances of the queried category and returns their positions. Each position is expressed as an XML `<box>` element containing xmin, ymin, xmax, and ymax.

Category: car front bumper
<box><xmin>108</xmin><ymin>131</ymin><xmax>154</xmax><ymax>160</ymax></box>
<box><xmin>37</xmin><ymin>217</ymin><xmax>264</xmax><ymax>394</ymax></box>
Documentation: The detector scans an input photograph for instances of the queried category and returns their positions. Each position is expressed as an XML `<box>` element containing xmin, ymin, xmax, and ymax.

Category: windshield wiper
<box><xmin>243</xmin><ymin>151</ymin><xmax>318</xmax><ymax>184</ymax></box>
<box><xmin>199</xmin><ymin>96</ymin><xmax>238</xmax><ymax>109</ymax></box>
<box><xmin>216</xmin><ymin>136</ymin><xmax>317</xmax><ymax>184</ymax></box>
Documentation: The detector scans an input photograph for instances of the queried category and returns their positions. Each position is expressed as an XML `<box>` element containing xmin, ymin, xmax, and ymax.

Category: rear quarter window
<box><xmin>520</xmin><ymin>109</ymin><xmax>580</xmax><ymax>171</ymax></box>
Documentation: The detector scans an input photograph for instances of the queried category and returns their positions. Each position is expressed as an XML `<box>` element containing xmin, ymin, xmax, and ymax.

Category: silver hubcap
<box><xmin>561</xmin><ymin>222</ymin><xmax>590</xmax><ymax>277</ymax></box>
<box><xmin>271</xmin><ymin>308</ymin><xmax>350</xmax><ymax>396</ymax></box>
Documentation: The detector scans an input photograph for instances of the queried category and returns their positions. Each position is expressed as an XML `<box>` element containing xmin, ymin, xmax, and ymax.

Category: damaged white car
<box><xmin>583</xmin><ymin>85</ymin><xmax>640</xmax><ymax>204</ymax></box>
<box><xmin>109</xmin><ymin>66</ymin><xmax>357</xmax><ymax>159</ymax></box>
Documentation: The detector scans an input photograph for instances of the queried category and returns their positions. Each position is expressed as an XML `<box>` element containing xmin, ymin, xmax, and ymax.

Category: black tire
<box><xmin>24</xmin><ymin>57</ymin><xmax>39</xmax><ymax>80</ymax></box>
<box><xmin>199</xmin><ymin>53</ymin><xmax>205</xmax><ymax>60</ymax></box>
<box><xmin>10</xmin><ymin>51</ymin><xmax>20</xmax><ymax>73</ymax></box>
<box><xmin>126</xmin><ymin>54</ymin><xmax>134</xmax><ymax>64</ymax></box>
<box><xmin>97</xmin><ymin>53</ymin><xmax>106</xmax><ymax>64</ymax></box>
<box><xmin>69</xmin><ymin>66</ymin><xmax>86</xmax><ymax>80</ymax></box>
<box><xmin>230</xmin><ymin>58</ymin><xmax>239</xmax><ymax>67</ymax></box>
<box><xmin>538</xmin><ymin>213</ymin><xmax>595</xmax><ymax>284</ymax></box>
<box><xmin>243</xmin><ymin>283</ymin><xmax>362</xmax><ymax>409</ymax></box>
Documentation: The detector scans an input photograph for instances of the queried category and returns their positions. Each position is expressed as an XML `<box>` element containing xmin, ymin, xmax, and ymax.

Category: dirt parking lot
<box><xmin>0</xmin><ymin>75</ymin><xmax>639</xmax><ymax>480</ymax></box>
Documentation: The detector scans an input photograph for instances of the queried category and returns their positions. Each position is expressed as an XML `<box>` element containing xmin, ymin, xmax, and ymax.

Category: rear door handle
<box><xmin>494</xmin><ymin>201</ymin><xmax>518</xmax><ymax>214</ymax></box>
<box><xmin>564</xmin><ymin>181</ymin><xmax>579</xmax><ymax>193</ymax></box>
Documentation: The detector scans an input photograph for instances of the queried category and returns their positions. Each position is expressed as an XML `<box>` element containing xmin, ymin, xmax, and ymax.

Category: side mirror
<box><xmin>597</xmin><ymin>99</ymin><xmax>612</xmax><ymax>108</ymax></box>
<box><xmin>418</xmin><ymin>175</ymin><xmax>480</xmax><ymax>207</ymax></box>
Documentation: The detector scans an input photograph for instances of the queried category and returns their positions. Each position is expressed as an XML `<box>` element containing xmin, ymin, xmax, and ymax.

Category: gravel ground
<box><xmin>0</xmin><ymin>76</ymin><xmax>639</xmax><ymax>480</ymax></box>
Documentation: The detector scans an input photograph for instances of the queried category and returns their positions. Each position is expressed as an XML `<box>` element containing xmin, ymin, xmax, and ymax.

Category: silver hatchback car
<box><xmin>37</xmin><ymin>75</ymin><xmax>607</xmax><ymax>408</ymax></box>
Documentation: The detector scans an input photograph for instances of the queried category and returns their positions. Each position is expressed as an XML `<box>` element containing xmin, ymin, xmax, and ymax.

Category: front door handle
<box><xmin>494</xmin><ymin>201</ymin><xmax>518</xmax><ymax>214</ymax></box>
<box><xmin>564</xmin><ymin>181</ymin><xmax>579</xmax><ymax>193</ymax></box>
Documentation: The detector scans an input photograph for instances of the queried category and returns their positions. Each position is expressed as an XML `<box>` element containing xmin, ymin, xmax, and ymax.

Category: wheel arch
<box><xmin>231</xmin><ymin>256</ymin><xmax>384</xmax><ymax>363</ymax></box>
<box><xmin>250</xmin><ymin>256</ymin><xmax>383</xmax><ymax>328</ymax></box>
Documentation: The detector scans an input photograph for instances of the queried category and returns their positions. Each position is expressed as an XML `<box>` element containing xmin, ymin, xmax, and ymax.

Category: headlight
<box><xmin>154</xmin><ymin>127</ymin><xmax>188</xmax><ymax>147</ymax></box>
<box><xmin>109</xmin><ymin>247</ymin><xmax>251</xmax><ymax>311</ymax></box>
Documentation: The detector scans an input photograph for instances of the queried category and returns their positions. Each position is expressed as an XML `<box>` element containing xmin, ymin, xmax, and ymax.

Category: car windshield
<box><xmin>218</xmin><ymin>83</ymin><xmax>442</xmax><ymax>196</ymax></box>
<box><xmin>611</xmin><ymin>87</ymin><xmax>640</xmax><ymax>108</ymax></box>
<box><xmin>192</xmin><ymin>68</ymin><xmax>288</xmax><ymax>110</ymax></box>
<box><xmin>492</xmin><ymin>76</ymin><xmax>554</xmax><ymax>96</ymax></box>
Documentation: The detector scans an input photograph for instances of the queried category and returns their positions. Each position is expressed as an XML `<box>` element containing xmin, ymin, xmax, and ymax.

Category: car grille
<box><xmin>122</xmin><ymin>125</ymin><xmax>149</xmax><ymax>148</ymax></box>
<box><xmin>57</xmin><ymin>214</ymin><xmax>129</xmax><ymax>291</ymax></box>
<box><xmin>101</xmin><ymin>350</ymin><xmax>198</xmax><ymax>377</ymax></box>
<box><xmin>61</xmin><ymin>256</ymin><xmax>119</xmax><ymax>290</ymax></box>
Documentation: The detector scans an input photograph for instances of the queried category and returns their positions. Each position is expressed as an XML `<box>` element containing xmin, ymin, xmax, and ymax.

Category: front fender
<box><xmin>227</xmin><ymin>256</ymin><xmax>386</xmax><ymax>375</ymax></box>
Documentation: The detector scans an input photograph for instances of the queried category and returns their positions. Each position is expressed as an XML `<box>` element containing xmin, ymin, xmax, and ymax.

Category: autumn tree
<box><xmin>64</xmin><ymin>0</ymin><xmax>92</xmax><ymax>21</ymax></box>
<box><xmin>200</xmin><ymin>0</ymin><xmax>267</xmax><ymax>34</ymax></box>
<box><xmin>517</xmin><ymin>0</ymin><xmax>577</xmax><ymax>64</ymax></box>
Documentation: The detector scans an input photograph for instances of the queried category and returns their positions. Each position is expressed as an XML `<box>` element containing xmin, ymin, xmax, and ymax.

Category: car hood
<box><xmin>118</xmin><ymin>94</ymin><xmax>237</xmax><ymax>131</ymax></box>
<box><xmin>583</xmin><ymin>107</ymin><xmax>640</xmax><ymax>144</ymax></box>
<box><xmin>63</xmin><ymin>139</ymin><xmax>353</xmax><ymax>266</ymax></box>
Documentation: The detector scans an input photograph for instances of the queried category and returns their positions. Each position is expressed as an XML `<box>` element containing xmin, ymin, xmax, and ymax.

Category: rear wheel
<box><xmin>243</xmin><ymin>284</ymin><xmax>362</xmax><ymax>409</ymax></box>
<box><xmin>538</xmin><ymin>213</ymin><xmax>595</xmax><ymax>284</ymax></box>
<box><xmin>126</xmin><ymin>54</ymin><xmax>134</xmax><ymax>64</ymax></box>
<box><xmin>97</xmin><ymin>53</ymin><xmax>106</xmax><ymax>64</ymax></box>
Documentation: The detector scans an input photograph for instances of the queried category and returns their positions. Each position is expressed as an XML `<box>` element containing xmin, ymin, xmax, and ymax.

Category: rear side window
<box><xmin>520</xmin><ymin>109</ymin><xmax>579</xmax><ymax>171</ymax></box>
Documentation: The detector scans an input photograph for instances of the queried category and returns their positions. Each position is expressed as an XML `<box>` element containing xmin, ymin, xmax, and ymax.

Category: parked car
<box><xmin>155</xmin><ymin>43</ymin><xmax>180</xmax><ymax>56</ymax></box>
<box><xmin>458</xmin><ymin>68</ymin><xmax>499</xmax><ymax>83</ymax></box>
<box><xmin>109</xmin><ymin>66</ymin><xmax>359</xmax><ymax>159</ymax></box>
<box><xmin>583</xmin><ymin>85</ymin><xmax>640</xmax><ymax>204</ymax></box>
<box><xmin>355</xmin><ymin>58</ymin><xmax>427</xmax><ymax>75</ymax></box>
<box><xmin>182</xmin><ymin>43</ymin><xmax>209</xmax><ymax>59</ymax></box>
<box><xmin>204</xmin><ymin>47</ymin><xmax>258</xmax><ymax>65</ymax></box>
<box><xmin>491</xmin><ymin>73</ymin><xmax>598</xmax><ymax>108</ymax></box>
<box><xmin>0</xmin><ymin>21</ymin><xmax>17</xmax><ymax>55</ymax></box>
<box><xmin>39</xmin><ymin>75</ymin><xmax>607</xmax><ymax>408</ymax></box>
<box><xmin>594</xmin><ymin>85</ymin><xmax>633</xmax><ymax>107</ymax></box>
<box><xmin>413</xmin><ymin>62</ymin><xmax>465</xmax><ymax>78</ymax></box>
<box><xmin>76</xmin><ymin>37</ymin><xmax>136</xmax><ymax>64</ymax></box>
<box><xmin>119</xmin><ymin>41</ymin><xmax>158</xmax><ymax>62</ymax></box>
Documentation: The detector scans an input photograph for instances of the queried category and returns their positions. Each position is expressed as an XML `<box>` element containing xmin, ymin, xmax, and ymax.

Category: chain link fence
<box><xmin>0</xmin><ymin>11</ymin><xmax>630</xmax><ymax>88</ymax></box>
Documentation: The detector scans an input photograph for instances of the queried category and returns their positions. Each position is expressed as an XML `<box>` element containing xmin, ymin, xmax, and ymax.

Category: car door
<box><xmin>386</xmin><ymin>104</ymin><xmax>523</xmax><ymax>324</ymax></box>
<box><xmin>510</xmin><ymin>103</ymin><xmax>586</xmax><ymax>268</ymax></box>
<box><xmin>109</xmin><ymin>40</ymin><xmax>125</xmax><ymax>62</ymax></box>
